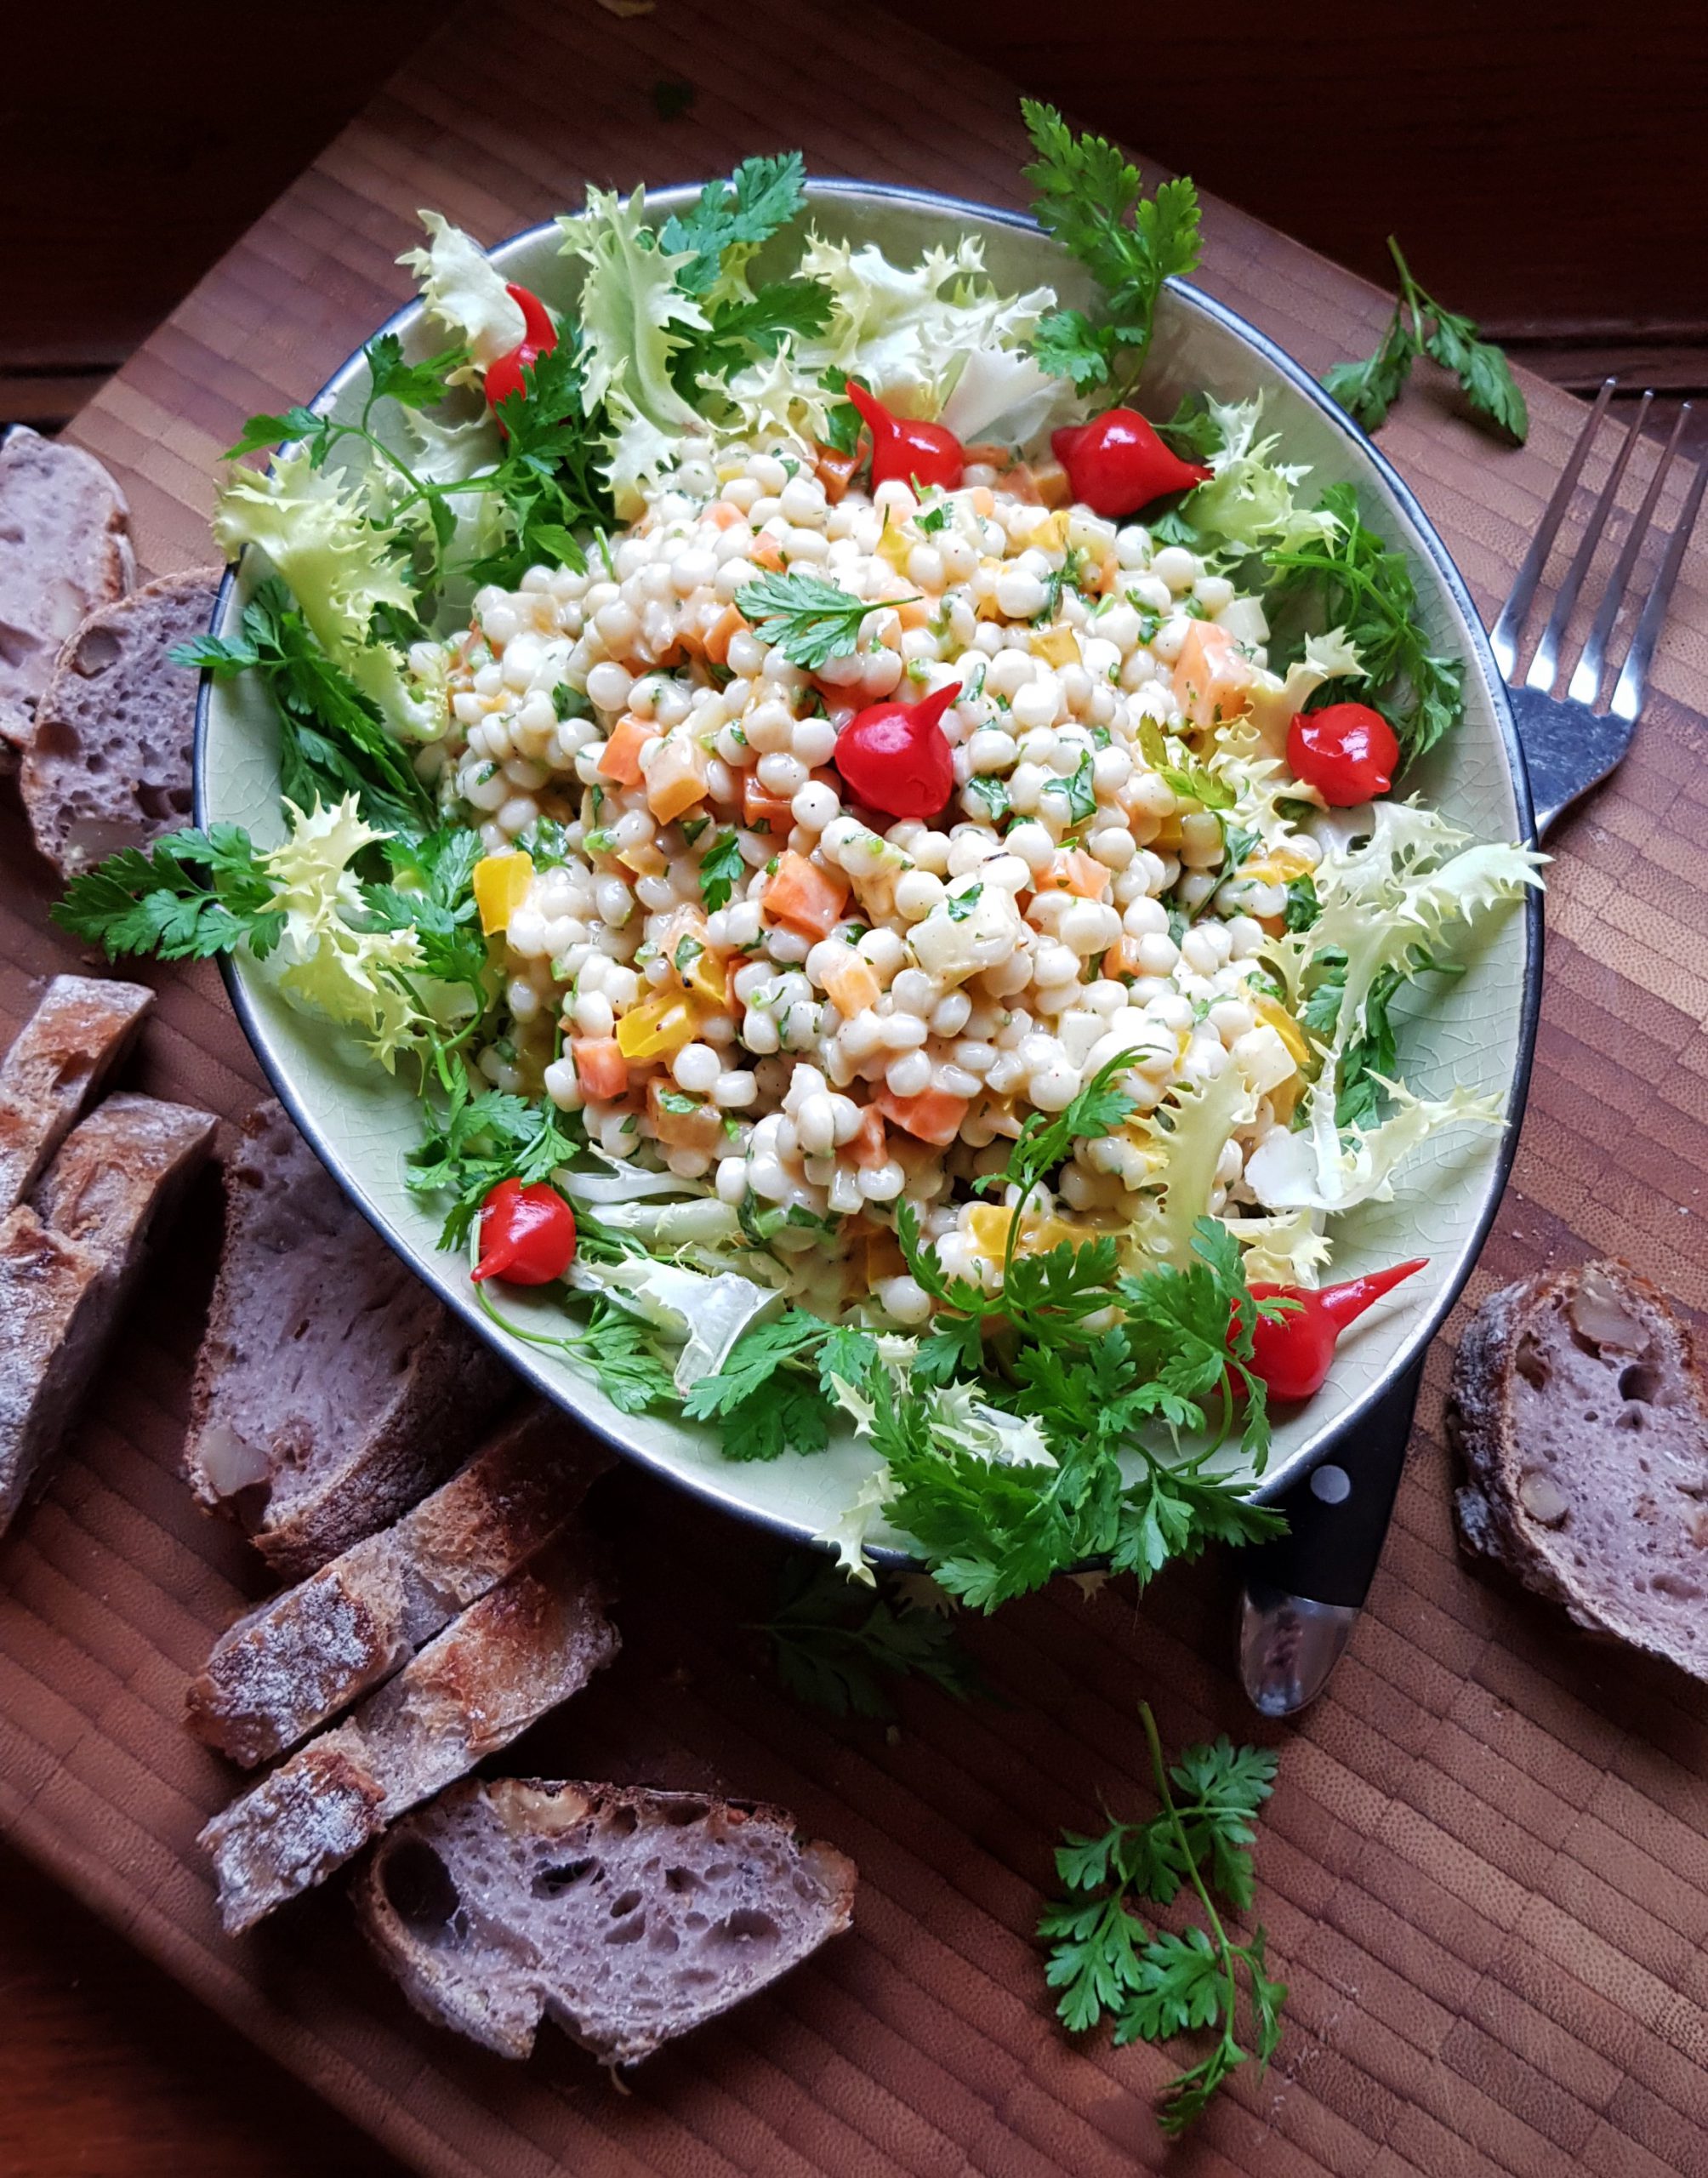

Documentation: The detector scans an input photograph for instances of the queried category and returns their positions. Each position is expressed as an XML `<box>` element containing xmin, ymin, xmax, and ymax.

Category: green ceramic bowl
<box><xmin>196</xmin><ymin>180</ymin><xmax>1541</xmax><ymax>1559</ymax></box>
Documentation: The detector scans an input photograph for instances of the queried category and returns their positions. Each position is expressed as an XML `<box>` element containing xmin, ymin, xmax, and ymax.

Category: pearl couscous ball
<box><xmin>430</xmin><ymin>434</ymin><xmax>1323</xmax><ymax>1323</ymax></box>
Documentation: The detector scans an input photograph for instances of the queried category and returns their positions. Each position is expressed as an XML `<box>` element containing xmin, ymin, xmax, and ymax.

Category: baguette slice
<box><xmin>187</xmin><ymin>1403</ymin><xmax>611</xmax><ymax>1766</ymax></box>
<box><xmin>1451</xmin><ymin>1259</ymin><xmax>1708</xmax><ymax>1681</ymax></box>
<box><xmin>0</xmin><ymin>974</ymin><xmax>154</xmax><ymax>1215</ymax></box>
<box><xmin>21</xmin><ymin>566</ymin><xmax>220</xmax><ymax>875</ymax></box>
<box><xmin>0</xmin><ymin>426</ymin><xmax>133</xmax><ymax>758</ymax></box>
<box><xmin>200</xmin><ymin>1542</ymin><xmax>618</xmax><ymax>1933</ymax></box>
<box><xmin>358</xmin><ymin>1778</ymin><xmax>857</xmax><ymax>2062</ymax></box>
<box><xmin>0</xmin><ymin>1092</ymin><xmax>216</xmax><ymax>1533</ymax></box>
<box><xmin>185</xmin><ymin>1100</ymin><xmax>514</xmax><ymax>1578</ymax></box>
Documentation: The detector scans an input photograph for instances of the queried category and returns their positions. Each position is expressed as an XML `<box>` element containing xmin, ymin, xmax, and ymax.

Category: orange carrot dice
<box><xmin>871</xmin><ymin>1085</ymin><xmax>969</xmax><ymax>1148</ymax></box>
<box><xmin>597</xmin><ymin>713</ymin><xmax>655</xmax><ymax>787</ymax></box>
<box><xmin>572</xmin><ymin>1038</ymin><xmax>628</xmax><ymax>1101</ymax></box>
<box><xmin>762</xmin><ymin>850</ymin><xmax>849</xmax><ymax>938</ymax></box>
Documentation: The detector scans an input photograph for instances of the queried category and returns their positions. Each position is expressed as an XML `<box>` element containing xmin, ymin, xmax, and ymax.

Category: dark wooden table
<box><xmin>3</xmin><ymin>2</ymin><xmax>1708</xmax><ymax>2173</ymax></box>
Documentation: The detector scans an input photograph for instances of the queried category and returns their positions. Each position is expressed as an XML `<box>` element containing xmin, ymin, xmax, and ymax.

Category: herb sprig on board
<box><xmin>1324</xmin><ymin>237</ymin><xmax>1527</xmax><ymax>442</ymax></box>
<box><xmin>1040</xmin><ymin>1706</ymin><xmax>1284</xmax><ymax>2132</ymax></box>
<box><xmin>759</xmin><ymin>1554</ymin><xmax>989</xmax><ymax>1719</ymax></box>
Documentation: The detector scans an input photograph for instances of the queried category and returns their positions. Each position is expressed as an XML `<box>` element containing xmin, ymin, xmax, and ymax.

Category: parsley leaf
<box><xmin>1265</xmin><ymin>482</ymin><xmax>1465</xmax><ymax>763</ymax></box>
<box><xmin>406</xmin><ymin>1065</ymin><xmax>582</xmax><ymax>1248</ymax></box>
<box><xmin>174</xmin><ymin>581</ymin><xmax>436</xmax><ymax>839</ymax></box>
<box><xmin>680</xmin><ymin>280</ymin><xmax>835</xmax><ymax>387</ymax></box>
<box><xmin>1136</xmin><ymin>718</ymin><xmax>1234</xmax><ymax>811</ymax></box>
<box><xmin>1021</xmin><ymin>100</ymin><xmax>1202</xmax><ymax>396</ymax></box>
<box><xmin>51</xmin><ymin>826</ymin><xmax>282</xmax><ymax>962</ymax></box>
<box><xmin>760</xmin><ymin>1554</ymin><xmax>991</xmax><ymax>1720</ymax></box>
<box><xmin>735</xmin><ymin>569</ymin><xmax>908</xmax><ymax>670</ymax></box>
<box><xmin>1039</xmin><ymin>1704</ymin><xmax>1284</xmax><ymax>2134</ymax></box>
<box><xmin>1323</xmin><ymin>308</ymin><xmax>1418</xmax><ymax>436</ymax></box>
<box><xmin>697</xmin><ymin>827</ymin><xmax>748</xmax><ymax>912</ymax></box>
<box><xmin>659</xmin><ymin>151</ymin><xmax>810</xmax><ymax>294</ymax></box>
<box><xmin>1324</xmin><ymin>237</ymin><xmax>1526</xmax><ymax>445</ymax></box>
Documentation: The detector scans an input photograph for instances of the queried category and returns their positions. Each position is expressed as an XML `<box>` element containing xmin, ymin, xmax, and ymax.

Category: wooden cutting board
<box><xmin>6</xmin><ymin>2</ymin><xmax>1708</xmax><ymax>2172</ymax></box>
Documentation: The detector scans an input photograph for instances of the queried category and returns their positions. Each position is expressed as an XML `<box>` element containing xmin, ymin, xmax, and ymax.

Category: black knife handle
<box><xmin>1244</xmin><ymin>1359</ymin><xmax>1426</xmax><ymax>1611</ymax></box>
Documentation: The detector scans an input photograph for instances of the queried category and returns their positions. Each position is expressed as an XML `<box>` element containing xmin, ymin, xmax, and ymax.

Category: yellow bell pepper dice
<box><xmin>1254</xmin><ymin>993</ymin><xmax>1310</xmax><ymax>1072</ymax></box>
<box><xmin>1029</xmin><ymin>624</ymin><xmax>1082</xmax><ymax>670</ymax></box>
<box><xmin>684</xmin><ymin>949</ymin><xmax>728</xmax><ymax>1007</ymax></box>
<box><xmin>473</xmin><ymin>850</ymin><xmax>534</xmax><ymax>935</ymax></box>
<box><xmin>615</xmin><ymin>993</ymin><xmax>698</xmax><ymax>1062</ymax></box>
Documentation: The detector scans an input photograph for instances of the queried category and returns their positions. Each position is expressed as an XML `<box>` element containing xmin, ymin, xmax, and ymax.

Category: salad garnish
<box><xmin>1324</xmin><ymin>235</ymin><xmax>1529</xmax><ymax>442</ymax></box>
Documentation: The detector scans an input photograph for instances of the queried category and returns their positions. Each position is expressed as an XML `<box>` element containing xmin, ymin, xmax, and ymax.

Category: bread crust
<box><xmin>199</xmin><ymin>1545</ymin><xmax>618</xmax><ymax>1933</ymax></box>
<box><xmin>0</xmin><ymin>427</ymin><xmax>133</xmax><ymax>757</ymax></box>
<box><xmin>0</xmin><ymin>1092</ymin><xmax>214</xmax><ymax>1533</ymax></box>
<box><xmin>186</xmin><ymin>1401</ymin><xmax>609</xmax><ymax>1766</ymax></box>
<box><xmin>21</xmin><ymin>566</ymin><xmax>221</xmax><ymax>875</ymax></box>
<box><xmin>1449</xmin><ymin>1259</ymin><xmax>1708</xmax><ymax>1678</ymax></box>
<box><xmin>356</xmin><ymin>1776</ymin><xmax>857</xmax><ymax>2063</ymax></box>
<box><xmin>0</xmin><ymin>974</ymin><xmax>154</xmax><ymax>1217</ymax></box>
<box><xmin>185</xmin><ymin>1101</ymin><xmax>514</xmax><ymax>1576</ymax></box>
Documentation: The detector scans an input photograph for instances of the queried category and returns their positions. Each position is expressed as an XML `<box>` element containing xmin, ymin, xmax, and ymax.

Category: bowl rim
<box><xmin>194</xmin><ymin>174</ymin><xmax>1543</xmax><ymax>1553</ymax></box>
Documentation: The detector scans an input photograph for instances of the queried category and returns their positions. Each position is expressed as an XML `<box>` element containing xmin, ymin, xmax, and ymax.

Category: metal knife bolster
<box><xmin>1237</xmin><ymin>1360</ymin><xmax>1426</xmax><ymax>1714</ymax></box>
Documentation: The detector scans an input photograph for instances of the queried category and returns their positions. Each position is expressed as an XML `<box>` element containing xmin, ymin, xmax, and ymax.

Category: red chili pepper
<box><xmin>484</xmin><ymin>284</ymin><xmax>559</xmax><ymax>413</ymax></box>
<box><xmin>470</xmin><ymin>1177</ymin><xmax>577</xmax><ymax>1286</ymax></box>
<box><xmin>1244</xmin><ymin>1259</ymin><xmax>1428</xmax><ymax>1401</ymax></box>
<box><xmin>845</xmin><ymin>381</ymin><xmax>964</xmax><ymax>493</ymax></box>
<box><xmin>1287</xmin><ymin>702</ymin><xmax>1400</xmax><ymax>807</ymax></box>
<box><xmin>833</xmin><ymin>681</ymin><xmax>961</xmax><ymax>820</ymax></box>
<box><xmin>1050</xmin><ymin>408</ymin><xmax>1211</xmax><ymax>519</ymax></box>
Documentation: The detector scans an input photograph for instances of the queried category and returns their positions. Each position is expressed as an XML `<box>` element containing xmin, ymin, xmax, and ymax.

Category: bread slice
<box><xmin>199</xmin><ymin>1542</ymin><xmax>618</xmax><ymax>1934</ymax></box>
<box><xmin>184</xmin><ymin>1100</ymin><xmax>515</xmax><ymax>1578</ymax></box>
<box><xmin>357</xmin><ymin>1778</ymin><xmax>858</xmax><ymax>2063</ymax></box>
<box><xmin>187</xmin><ymin>1403</ymin><xmax>612</xmax><ymax>1766</ymax></box>
<box><xmin>1451</xmin><ymin>1259</ymin><xmax>1708</xmax><ymax>1680</ymax></box>
<box><xmin>0</xmin><ymin>1092</ymin><xmax>216</xmax><ymax>1533</ymax></box>
<box><xmin>20</xmin><ymin>566</ymin><xmax>220</xmax><ymax>876</ymax></box>
<box><xmin>0</xmin><ymin>974</ymin><xmax>154</xmax><ymax>1216</ymax></box>
<box><xmin>0</xmin><ymin>426</ymin><xmax>133</xmax><ymax>758</ymax></box>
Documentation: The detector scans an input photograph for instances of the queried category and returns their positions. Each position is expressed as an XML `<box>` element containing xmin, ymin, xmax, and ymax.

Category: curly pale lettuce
<box><xmin>398</xmin><ymin>211</ymin><xmax>526</xmax><ymax>378</ymax></box>
<box><xmin>213</xmin><ymin>450</ymin><xmax>443</xmax><ymax>740</ymax></box>
<box><xmin>263</xmin><ymin>797</ymin><xmax>429</xmax><ymax>1068</ymax></box>
<box><xmin>726</xmin><ymin>231</ymin><xmax>1073</xmax><ymax>452</ymax></box>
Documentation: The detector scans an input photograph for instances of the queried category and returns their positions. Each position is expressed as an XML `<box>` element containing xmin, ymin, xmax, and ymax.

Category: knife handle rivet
<box><xmin>1310</xmin><ymin>1463</ymin><xmax>1351</xmax><ymax>1505</ymax></box>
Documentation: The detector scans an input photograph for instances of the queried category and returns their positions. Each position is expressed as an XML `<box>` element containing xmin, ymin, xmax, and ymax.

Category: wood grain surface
<box><xmin>3</xmin><ymin>2</ymin><xmax>1708</xmax><ymax>2173</ymax></box>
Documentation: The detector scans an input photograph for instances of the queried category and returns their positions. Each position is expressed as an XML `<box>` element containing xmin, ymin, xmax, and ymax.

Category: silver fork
<box><xmin>1239</xmin><ymin>380</ymin><xmax>1706</xmax><ymax>1717</ymax></box>
<box><xmin>1493</xmin><ymin>376</ymin><xmax>1706</xmax><ymax>832</ymax></box>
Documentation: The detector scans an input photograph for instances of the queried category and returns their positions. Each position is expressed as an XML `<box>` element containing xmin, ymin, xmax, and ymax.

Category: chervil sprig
<box><xmin>735</xmin><ymin>569</ymin><xmax>914</xmax><ymax>670</ymax></box>
<box><xmin>1324</xmin><ymin>237</ymin><xmax>1527</xmax><ymax>442</ymax></box>
<box><xmin>759</xmin><ymin>1554</ymin><xmax>990</xmax><ymax>1720</ymax></box>
<box><xmin>1039</xmin><ymin>1706</ymin><xmax>1285</xmax><ymax>2133</ymax></box>
<box><xmin>1021</xmin><ymin>100</ymin><xmax>1202</xmax><ymax>396</ymax></box>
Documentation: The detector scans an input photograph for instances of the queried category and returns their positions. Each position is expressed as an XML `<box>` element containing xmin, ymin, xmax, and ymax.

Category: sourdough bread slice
<box><xmin>21</xmin><ymin>567</ymin><xmax>219</xmax><ymax>875</ymax></box>
<box><xmin>187</xmin><ymin>1403</ymin><xmax>611</xmax><ymax>1766</ymax></box>
<box><xmin>1451</xmin><ymin>1259</ymin><xmax>1708</xmax><ymax>1680</ymax></box>
<box><xmin>200</xmin><ymin>1542</ymin><xmax>618</xmax><ymax>1933</ymax></box>
<box><xmin>0</xmin><ymin>974</ymin><xmax>153</xmax><ymax>1215</ymax></box>
<box><xmin>184</xmin><ymin>1100</ymin><xmax>514</xmax><ymax>1578</ymax></box>
<box><xmin>0</xmin><ymin>1092</ymin><xmax>216</xmax><ymax>1533</ymax></box>
<box><xmin>358</xmin><ymin>1778</ymin><xmax>857</xmax><ymax>2062</ymax></box>
<box><xmin>0</xmin><ymin>427</ymin><xmax>134</xmax><ymax>758</ymax></box>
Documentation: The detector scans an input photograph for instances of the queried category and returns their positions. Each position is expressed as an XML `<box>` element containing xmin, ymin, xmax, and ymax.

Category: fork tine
<box><xmin>1524</xmin><ymin>391</ymin><xmax>1652</xmax><ymax>692</ymax></box>
<box><xmin>1568</xmin><ymin>402</ymin><xmax>1693</xmax><ymax>706</ymax></box>
<box><xmin>1610</xmin><ymin>448</ymin><xmax>1708</xmax><ymax>722</ymax></box>
<box><xmin>1489</xmin><ymin>376</ymin><xmax>1615</xmax><ymax>679</ymax></box>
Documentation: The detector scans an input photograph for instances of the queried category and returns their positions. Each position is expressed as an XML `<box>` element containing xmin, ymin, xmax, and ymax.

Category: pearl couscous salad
<box><xmin>65</xmin><ymin>115</ymin><xmax>1541</xmax><ymax>1604</ymax></box>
